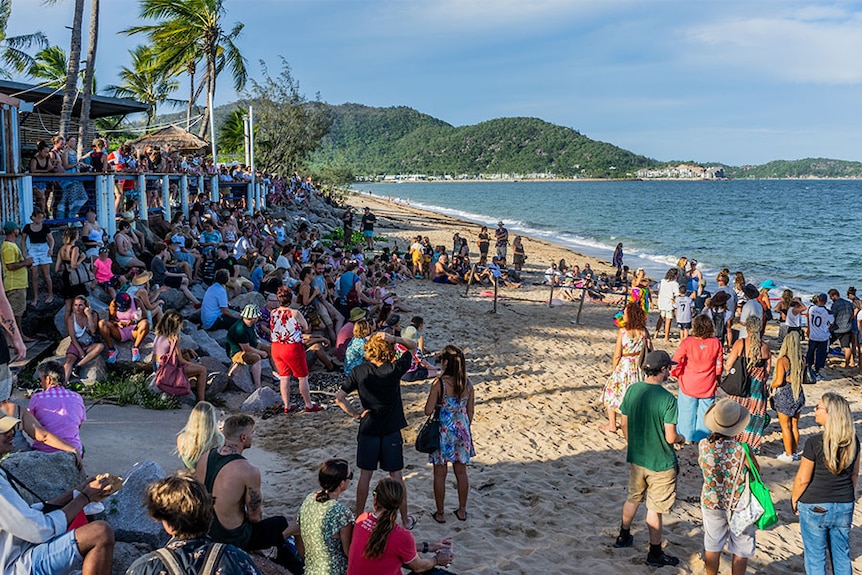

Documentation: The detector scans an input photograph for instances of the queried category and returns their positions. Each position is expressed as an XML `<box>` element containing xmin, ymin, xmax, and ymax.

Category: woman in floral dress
<box><xmin>424</xmin><ymin>345</ymin><xmax>475</xmax><ymax>523</ymax></box>
<box><xmin>725</xmin><ymin>315</ymin><xmax>772</xmax><ymax>452</ymax></box>
<box><xmin>600</xmin><ymin>301</ymin><xmax>651</xmax><ymax>432</ymax></box>
<box><xmin>297</xmin><ymin>458</ymin><xmax>355</xmax><ymax>575</ymax></box>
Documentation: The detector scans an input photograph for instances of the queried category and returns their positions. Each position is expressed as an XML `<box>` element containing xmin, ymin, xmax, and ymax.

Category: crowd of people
<box><xmin>601</xmin><ymin>258</ymin><xmax>860</xmax><ymax>573</ymax></box>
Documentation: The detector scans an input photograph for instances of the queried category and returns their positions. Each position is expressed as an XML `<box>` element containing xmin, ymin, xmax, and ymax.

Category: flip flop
<box><xmin>404</xmin><ymin>515</ymin><xmax>417</xmax><ymax>530</ymax></box>
<box><xmin>453</xmin><ymin>509</ymin><xmax>467</xmax><ymax>521</ymax></box>
<box><xmin>431</xmin><ymin>511</ymin><xmax>446</xmax><ymax>524</ymax></box>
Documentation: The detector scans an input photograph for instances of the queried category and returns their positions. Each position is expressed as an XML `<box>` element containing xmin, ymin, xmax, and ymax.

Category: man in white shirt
<box><xmin>736</xmin><ymin>284</ymin><xmax>763</xmax><ymax>342</ymax></box>
<box><xmin>806</xmin><ymin>293</ymin><xmax>833</xmax><ymax>380</ymax></box>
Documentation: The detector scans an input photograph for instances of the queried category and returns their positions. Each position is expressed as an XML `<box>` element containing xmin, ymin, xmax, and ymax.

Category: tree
<box><xmin>0</xmin><ymin>0</ymin><xmax>47</xmax><ymax>77</ymax></box>
<box><xmin>217</xmin><ymin>108</ymin><xmax>247</xmax><ymax>154</ymax></box>
<box><xmin>77</xmin><ymin>0</ymin><xmax>99</xmax><ymax>156</ymax></box>
<box><xmin>123</xmin><ymin>0</ymin><xmax>248</xmax><ymax>139</ymax></box>
<box><xmin>27</xmin><ymin>45</ymin><xmax>68</xmax><ymax>88</ymax></box>
<box><xmin>247</xmin><ymin>59</ymin><xmax>332</xmax><ymax>173</ymax></box>
<box><xmin>104</xmin><ymin>45</ymin><xmax>183</xmax><ymax>129</ymax></box>
<box><xmin>45</xmin><ymin>0</ymin><xmax>85</xmax><ymax>138</ymax></box>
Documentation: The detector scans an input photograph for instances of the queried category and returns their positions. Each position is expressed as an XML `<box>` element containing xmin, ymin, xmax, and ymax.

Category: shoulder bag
<box><xmin>416</xmin><ymin>378</ymin><xmax>443</xmax><ymax>454</ymax></box>
<box><xmin>155</xmin><ymin>340</ymin><xmax>191</xmax><ymax>397</ymax></box>
<box><xmin>743</xmin><ymin>443</ymin><xmax>778</xmax><ymax>530</ymax></box>
<box><xmin>720</xmin><ymin>342</ymin><xmax>750</xmax><ymax>397</ymax></box>
<box><xmin>65</xmin><ymin>250</ymin><xmax>96</xmax><ymax>286</ymax></box>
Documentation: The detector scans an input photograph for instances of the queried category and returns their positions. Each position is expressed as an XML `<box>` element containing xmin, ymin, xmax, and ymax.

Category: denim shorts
<box><xmin>27</xmin><ymin>530</ymin><xmax>82</xmax><ymax>575</ymax></box>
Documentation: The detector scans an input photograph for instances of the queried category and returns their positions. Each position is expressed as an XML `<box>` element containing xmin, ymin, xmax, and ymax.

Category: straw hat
<box><xmin>704</xmin><ymin>399</ymin><xmax>750</xmax><ymax>437</ymax></box>
<box><xmin>132</xmin><ymin>271</ymin><xmax>153</xmax><ymax>286</ymax></box>
<box><xmin>349</xmin><ymin>308</ymin><xmax>366</xmax><ymax>322</ymax></box>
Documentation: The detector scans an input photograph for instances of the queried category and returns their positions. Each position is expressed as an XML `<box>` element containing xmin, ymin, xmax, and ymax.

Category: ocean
<box><xmin>351</xmin><ymin>179</ymin><xmax>862</xmax><ymax>298</ymax></box>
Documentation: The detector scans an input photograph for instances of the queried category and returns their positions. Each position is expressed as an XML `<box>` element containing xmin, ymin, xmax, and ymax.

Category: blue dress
<box><xmin>430</xmin><ymin>384</ymin><xmax>475</xmax><ymax>465</ymax></box>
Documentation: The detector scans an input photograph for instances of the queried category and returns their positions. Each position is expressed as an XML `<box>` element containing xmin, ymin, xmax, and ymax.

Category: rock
<box><xmin>199</xmin><ymin>356</ymin><xmax>229</xmax><ymax>396</ymax></box>
<box><xmin>229</xmin><ymin>363</ymin><xmax>255</xmax><ymax>394</ymax></box>
<box><xmin>78</xmin><ymin>355</ymin><xmax>107</xmax><ymax>386</ymax></box>
<box><xmin>178</xmin><ymin>332</ymin><xmax>199</xmax><ymax>352</ymax></box>
<box><xmin>189</xmin><ymin>283</ymin><xmax>207</xmax><ymax>301</ymax></box>
<box><xmin>182</xmin><ymin>320</ymin><xmax>198</xmax><ymax>335</ymax></box>
<box><xmin>56</xmin><ymin>336</ymin><xmax>72</xmax><ymax>356</ymax></box>
<box><xmin>0</xmin><ymin>450</ymin><xmax>85</xmax><ymax>504</ymax></box>
<box><xmin>103</xmin><ymin>460</ymin><xmax>169</xmax><ymax>547</ymax></box>
<box><xmin>112</xmin><ymin>541</ymin><xmax>153</xmax><ymax>575</ymax></box>
<box><xmin>158</xmin><ymin>288</ymin><xmax>188</xmax><ymax>310</ymax></box>
<box><xmin>54</xmin><ymin>308</ymin><xmax>68</xmax><ymax>338</ymax></box>
<box><xmin>229</xmin><ymin>291</ymin><xmax>265</xmax><ymax>311</ymax></box>
<box><xmin>240</xmin><ymin>386</ymin><xmax>281</xmax><ymax>413</ymax></box>
<box><xmin>196</xmin><ymin>330</ymin><xmax>230</xmax><ymax>363</ymax></box>
<box><xmin>109</xmin><ymin>339</ymin><xmax>155</xmax><ymax>366</ymax></box>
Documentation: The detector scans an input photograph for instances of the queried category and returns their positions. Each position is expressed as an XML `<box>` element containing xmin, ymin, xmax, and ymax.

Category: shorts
<box><xmin>6</xmin><ymin>289</ymin><xmax>25</xmax><ymax>317</ymax></box>
<box><xmin>65</xmin><ymin>341</ymin><xmax>96</xmax><ymax>359</ymax></box>
<box><xmin>114</xmin><ymin>253</ymin><xmax>133</xmax><ymax>269</ymax></box>
<box><xmin>626</xmin><ymin>464</ymin><xmax>677</xmax><ymax>514</ymax></box>
<box><xmin>701</xmin><ymin>507</ymin><xmax>756</xmax><ymax>557</ymax></box>
<box><xmin>118</xmin><ymin>325</ymin><xmax>136</xmax><ymax>342</ymax></box>
<box><xmin>231</xmin><ymin>351</ymin><xmax>261</xmax><ymax>365</ymax></box>
<box><xmin>832</xmin><ymin>331</ymin><xmax>852</xmax><ymax>348</ymax></box>
<box><xmin>357</xmin><ymin>430</ymin><xmax>404</xmax><ymax>472</ymax></box>
<box><xmin>677</xmin><ymin>322</ymin><xmax>692</xmax><ymax>330</ymax></box>
<box><xmin>162</xmin><ymin>275</ymin><xmax>183</xmax><ymax>289</ymax></box>
<box><xmin>29</xmin><ymin>243</ymin><xmax>52</xmax><ymax>266</ymax></box>
<box><xmin>363</xmin><ymin>230</ymin><xmax>374</xmax><ymax>238</ymax></box>
<box><xmin>432</xmin><ymin>276</ymin><xmax>453</xmax><ymax>284</ymax></box>
<box><xmin>0</xmin><ymin>364</ymin><xmax>11</xmax><ymax>403</ymax></box>
<box><xmin>26</xmin><ymin>529</ymin><xmax>83</xmax><ymax>575</ymax></box>
<box><xmin>659</xmin><ymin>309</ymin><xmax>674</xmax><ymax>319</ymax></box>
<box><xmin>272</xmin><ymin>341</ymin><xmax>309</xmax><ymax>378</ymax></box>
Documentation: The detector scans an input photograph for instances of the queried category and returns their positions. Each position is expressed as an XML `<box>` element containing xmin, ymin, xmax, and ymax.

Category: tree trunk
<box><xmin>59</xmin><ymin>0</ymin><xmax>85</xmax><ymax>139</ymax></box>
<box><xmin>185</xmin><ymin>60</ymin><xmax>195</xmax><ymax>131</ymax></box>
<box><xmin>77</xmin><ymin>0</ymin><xmax>99</xmax><ymax>157</ymax></box>
<box><xmin>198</xmin><ymin>49</ymin><xmax>217</xmax><ymax>140</ymax></box>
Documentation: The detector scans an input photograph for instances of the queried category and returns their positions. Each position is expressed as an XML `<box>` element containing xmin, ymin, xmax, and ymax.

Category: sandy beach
<box><xmin>69</xmin><ymin>191</ymin><xmax>862</xmax><ymax>574</ymax></box>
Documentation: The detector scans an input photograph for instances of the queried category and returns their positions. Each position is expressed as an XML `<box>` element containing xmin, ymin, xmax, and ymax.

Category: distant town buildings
<box><xmin>635</xmin><ymin>164</ymin><xmax>725</xmax><ymax>179</ymax></box>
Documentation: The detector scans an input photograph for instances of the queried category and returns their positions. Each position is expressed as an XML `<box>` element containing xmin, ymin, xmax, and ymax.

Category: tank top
<box><xmin>86</xmin><ymin>224</ymin><xmax>103</xmax><ymax>245</ymax></box>
<box><xmin>203</xmin><ymin>448</ymin><xmax>252</xmax><ymax>547</ymax></box>
<box><xmin>116</xmin><ymin>298</ymin><xmax>138</xmax><ymax>323</ymax></box>
<box><xmin>270</xmin><ymin>307</ymin><xmax>303</xmax><ymax>344</ymax></box>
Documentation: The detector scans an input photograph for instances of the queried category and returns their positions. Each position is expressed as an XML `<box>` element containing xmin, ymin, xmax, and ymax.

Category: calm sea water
<box><xmin>352</xmin><ymin>180</ymin><xmax>862</xmax><ymax>297</ymax></box>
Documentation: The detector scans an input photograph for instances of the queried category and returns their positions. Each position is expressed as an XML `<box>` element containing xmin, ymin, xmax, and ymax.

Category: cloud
<box><xmin>685</xmin><ymin>7</ymin><xmax>862</xmax><ymax>84</ymax></box>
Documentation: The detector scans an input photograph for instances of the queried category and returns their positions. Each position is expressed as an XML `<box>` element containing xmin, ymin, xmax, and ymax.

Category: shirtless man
<box><xmin>195</xmin><ymin>414</ymin><xmax>301</xmax><ymax>572</ymax></box>
<box><xmin>432</xmin><ymin>254</ymin><xmax>460</xmax><ymax>284</ymax></box>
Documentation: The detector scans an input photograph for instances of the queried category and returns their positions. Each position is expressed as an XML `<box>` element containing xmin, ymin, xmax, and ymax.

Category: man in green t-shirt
<box><xmin>226</xmin><ymin>304</ymin><xmax>271</xmax><ymax>391</ymax></box>
<box><xmin>614</xmin><ymin>350</ymin><xmax>685</xmax><ymax>568</ymax></box>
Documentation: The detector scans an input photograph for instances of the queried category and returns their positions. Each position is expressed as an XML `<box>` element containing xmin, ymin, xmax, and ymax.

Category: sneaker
<box><xmin>131</xmin><ymin>348</ymin><xmax>141</xmax><ymax>362</ymax></box>
<box><xmin>776</xmin><ymin>453</ymin><xmax>795</xmax><ymax>463</ymax></box>
<box><xmin>107</xmin><ymin>349</ymin><xmax>117</xmax><ymax>364</ymax></box>
<box><xmin>645</xmin><ymin>551</ymin><xmax>679</xmax><ymax>567</ymax></box>
<box><xmin>792</xmin><ymin>453</ymin><xmax>801</xmax><ymax>462</ymax></box>
<box><xmin>305</xmin><ymin>404</ymin><xmax>325</xmax><ymax>413</ymax></box>
<box><xmin>814</xmin><ymin>371</ymin><xmax>824</xmax><ymax>382</ymax></box>
<box><xmin>613</xmin><ymin>533</ymin><xmax>633</xmax><ymax>548</ymax></box>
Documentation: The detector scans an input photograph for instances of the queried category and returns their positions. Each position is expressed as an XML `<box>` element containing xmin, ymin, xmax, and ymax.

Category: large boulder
<box><xmin>229</xmin><ymin>363</ymin><xmax>255</xmax><ymax>394</ymax></box>
<box><xmin>200</xmin><ymin>356</ymin><xmax>229</xmax><ymax>396</ymax></box>
<box><xmin>158</xmin><ymin>288</ymin><xmax>188</xmax><ymax>311</ymax></box>
<box><xmin>103</xmin><ymin>460</ymin><xmax>169</xmax><ymax>547</ymax></box>
<box><xmin>112</xmin><ymin>541</ymin><xmax>153</xmax><ymax>575</ymax></box>
<box><xmin>0</xmin><ymin>450</ymin><xmax>85</xmax><ymax>504</ymax></box>
<box><xmin>240</xmin><ymin>386</ymin><xmax>281</xmax><ymax>413</ymax></box>
<box><xmin>178</xmin><ymin>332</ymin><xmax>199</xmax><ymax>353</ymax></box>
<box><xmin>78</xmin><ymin>355</ymin><xmax>107</xmax><ymax>386</ymax></box>
<box><xmin>195</xmin><ymin>330</ymin><xmax>230</xmax><ymax>364</ymax></box>
<box><xmin>229</xmin><ymin>291</ymin><xmax>265</xmax><ymax>312</ymax></box>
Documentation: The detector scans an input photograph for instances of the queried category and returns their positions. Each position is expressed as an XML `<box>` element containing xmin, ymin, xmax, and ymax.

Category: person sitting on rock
<box><xmin>150</xmin><ymin>242</ymin><xmax>201</xmax><ymax>307</ymax></box>
<box><xmin>98</xmin><ymin>293</ymin><xmax>149</xmax><ymax>364</ymax></box>
<box><xmin>153</xmin><ymin>310</ymin><xmax>208</xmax><ymax>403</ymax></box>
<box><xmin>126</xmin><ymin>472</ymin><xmax>261</xmax><ymax>575</ymax></box>
<box><xmin>0</xmin><ymin>412</ymin><xmax>117</xmax><ymax>575</ymax></box>
<box><xmin>226</xmin><ymin>305</ymin><xmax>271</xmax><ymax>392</ymax></box>
<box><xmin>28</xmin><ymin>361</ymin><xmax>87</xmax><ymax>458</ymax></box>
<box><xmin>194</xmin><ymin>414</ymin><xmax>302</xmax><ymax>573</ymax></box>
<box><xmin>200</xmin><ymin>269</ymin><xmax>241</xmax><ymax>331</ymax></box>
<box><xmin>63</xmin><ymin>296</ymin><xmax>105</xmax><ymax>384</ymax></box>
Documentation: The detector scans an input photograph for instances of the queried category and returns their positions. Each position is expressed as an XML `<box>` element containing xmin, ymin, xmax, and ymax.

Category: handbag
<box><xmin>720</xmin><ymin>354</ymin><xmax>750</xmax><ymax>397</ymax></box>
<box><xmin>66</xmin><ymin>258</ymin><xmax>96</xmax><ymax>286</ymax></box>
<box><xmin>743</xmin><ymin>443</ymin><xmax>779</xmax><ymax>529</ymax></box>
<box><xmin>155</xmin><ymin>340</ymin><xmax>191</xmax><ymax>397</ymax></box>
<box><xmin>727</xmin><ymin>461</ymin><xmax>764</xmax><ymax>535</ymax></box>
<box><xmin>415</xmin><ymin>379</ymin><xmax>442</xmax><ymax>454</ymax></box>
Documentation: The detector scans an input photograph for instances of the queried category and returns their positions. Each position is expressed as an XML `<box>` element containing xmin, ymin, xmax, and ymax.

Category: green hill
<box><xmin>310</xmin><ymin>104</ymin><xmax>659</xmax><ymax>178</ymax></box>
<box><xmin>724</xmin><ymin>158</ymin><xmax>862</xmax><ymax>179</ymax></box>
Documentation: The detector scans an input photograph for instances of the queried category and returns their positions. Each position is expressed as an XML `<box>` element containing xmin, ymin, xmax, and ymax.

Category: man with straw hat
<box><xmin>613</xmin><ymin>350</ymin><xmax>685</xmax><ymax>567</ymax></box>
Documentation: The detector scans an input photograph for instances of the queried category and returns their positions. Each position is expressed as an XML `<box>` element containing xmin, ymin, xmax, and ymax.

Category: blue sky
<box><xmin>7</xmin><ymin>0</ymin><xmax>862</xmax><ymax>165</ymax></box>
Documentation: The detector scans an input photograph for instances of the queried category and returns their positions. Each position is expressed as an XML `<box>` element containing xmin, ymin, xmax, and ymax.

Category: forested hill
<box><xmin>724</xmin><ymin>158</ymin><xmax>862</xmax><ymax>179</ymax></box>
<box><xmin>310</xmin><ymin>103</ymin><xmax>659</xmax><ymax>178</ymax></box>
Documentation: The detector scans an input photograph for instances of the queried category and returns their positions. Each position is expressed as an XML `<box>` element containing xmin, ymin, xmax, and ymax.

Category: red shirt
<box><xmin>347</xmin><ymin>512</ymin><xmax>416</xmax><ymax>575</ymax></box>
<box><xmin>672</xmin><ymin>336</ymin><xmax>723</xmax><ymax>398</ymax></box>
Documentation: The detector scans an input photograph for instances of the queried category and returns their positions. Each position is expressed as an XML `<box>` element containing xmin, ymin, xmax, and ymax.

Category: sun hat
<box><xmin>241</xmin><ymin>304</ymin><xmax>261</xmax><ymax>319</ymax></box>
<box><xmin>742</xmin><ymin>284</ymin><xmax>759</xmax><ymax>300</ymax></box>
<box><xmin>497</xmin><ymin>221</ymin><xmax>504</xmax><ymax>226</ymax></box>
<box><xmin>132</xmin><ymin>271</ymin><xmax>153</xmax><ymax>286</ymax></box>
<box><xmin>704</xmin><ymin>399</ymin><xmax>751</xmax><ymax>437</ymax></box>
<box><xmin>710</xmin><ymin>290</ymin><xmax>731</xmax><ymax>307</ymax></box>
<box><xmin>114</xmin><ymin>293</ymin><xmax>132</xmax><ymax>312</ymax></box>
<box><xmin>0</xmin><ymin>413</ymin><xmax>21</xmax><ymax>434</ymax></box>
<box><xmin>349</xmin><ymin>308</ymin><xmax>366</xmax><ymax>322</ymax></box>
<box><xmin>642</xmin><ymin>350</ymin><xmax>675</xmax><ymax>371</ymax></box>
<box><xmin>760</xmin><ymin>279</ymin><xmax>776</xmax><ymax>290</ymax></box>
<box><xmin>2</xmin><ymin>221</ymin><xmax>19</xmax><ymax>234</ymax></box>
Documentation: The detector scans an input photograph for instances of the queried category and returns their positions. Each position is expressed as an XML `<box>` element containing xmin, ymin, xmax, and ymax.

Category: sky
<box><xmin>6</xmin><ymin>0</ymin><xmax>862</xmax><ymax>166</ymax></box>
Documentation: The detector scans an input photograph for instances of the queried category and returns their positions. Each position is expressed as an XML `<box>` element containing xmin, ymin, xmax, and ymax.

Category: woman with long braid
<box><xmin>297</xmin><ymin>459</ymin><xmax>354</xmax><ymax>575</ymax></box>
<box><xmin>347</xmin><ymin>477</ymin><xmax>453</xmax><ymax>575</ymax></box>
<box><xmin>724</xmin><ymin>315</ymin><xmax>771</xmax><ymax>451</ymax></box>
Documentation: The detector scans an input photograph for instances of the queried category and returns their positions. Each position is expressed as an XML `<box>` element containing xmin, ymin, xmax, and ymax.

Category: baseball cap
<box><xmin>3</xmin><ymin>221</ymin><xmax>19</xmax><ymax>234</ymax></box>
<box><xmin>114</xmin><ymin>293</ymin><xmax>132</xmax><ymax>312</ymax></box>
<box><xmin>642</xmin><ymin>350</ymin><xmax>675</xmax><ymax>371</ymax></box>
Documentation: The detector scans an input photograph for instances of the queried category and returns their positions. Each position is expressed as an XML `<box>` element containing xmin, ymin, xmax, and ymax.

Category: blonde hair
<box><xmin>364</xmin><ymin>332</ymin><xmax>395</xmax><ymax>364</ymax></box>
<box><xmin>821</xmin><ymin>393</ymin><xmax>858</xmax><ymax>475</ymax></box>
<box><xmin>175</xmin><ymin>402</ymin><xmax>224</xmax><ymax>470</ymax></box>
<box><xmin>777</xmin><ymin>331</ymin><xmax>804</xmax><ymax>401</ymax></box>
<box><xmin>745</xmin><ymin>315</ymin><xmax>763</xmax><ymax>372</ymax></box>
<box><xmin>353</xmin><ymin>319</ymin><xmax>373</xmax><ymax>339</ymax></box>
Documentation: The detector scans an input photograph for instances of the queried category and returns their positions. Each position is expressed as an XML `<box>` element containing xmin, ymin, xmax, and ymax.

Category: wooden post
<box><xmin>576</xmin><ymin>286</ymin><xmax>587</xmax><ymax>324</ymax></box>
<box><xmin>464</xmin><ymin>263</ymin><xmax>478</xmax><ymax>297</ymax></box>
<box><xmin>180</xmin><ymin>174</ymin><xmax>189</xmax><ymax>219</ymax></box>
<box><xmin>493</xmin><ymin>276</ymin><xmax>498</xmax><ymax>314</ymax></box>
<box><xmin>161</xmin><ymin>175</ymin><xmax>171</xmax><ymax>222</ymax></box>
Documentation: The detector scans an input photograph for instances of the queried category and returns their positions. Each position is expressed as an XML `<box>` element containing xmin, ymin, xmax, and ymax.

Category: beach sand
<box><xmin>79</xmin><ymin>192</ymin><xmax>862</xmax><ymax>574</ymax></box>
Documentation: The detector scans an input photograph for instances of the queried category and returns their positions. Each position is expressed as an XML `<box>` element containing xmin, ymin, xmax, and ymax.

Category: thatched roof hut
<box><xmin>131</xmin><ymin>125</ymin><xmax>209</xmax><ymax>154</ymax></box>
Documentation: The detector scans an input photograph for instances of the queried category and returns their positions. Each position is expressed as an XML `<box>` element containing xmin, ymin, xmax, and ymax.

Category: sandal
<box><xmin>453</xmin><ymin>508</ymin><xmax>467</xmax><ymax>521</ymax></box>
<box><xmin>431</xmin><ymin>511</ymin><xmax>446</xmax><ymax>524</ymax></box>
<box><xmin>404</xmin><ymin>515</ymin><xmax>417</xmax><ymax>530</ymax></box>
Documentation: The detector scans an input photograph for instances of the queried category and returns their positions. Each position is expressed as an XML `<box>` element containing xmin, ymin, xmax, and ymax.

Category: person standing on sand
<box><xmin>494</xmin><ymin>221</ymin><xmax>508</xmax><ymax>264</ymax></box>
<box><xmin>511</xmin><ymin>236</ymin><xmax>526</xmax><ymax>272</ymax></box>
<box><xmin>655</xmin><ymin>269</ymin><xmax>679</xmax><ymax>341</ymax></box>
<box><xmin>806</xmin><ymin>293</ymin><xmax>833</xmax><ymax>381</ymax></box>
<box><xmin>600</xmin><ymin>301</ymin><xmax>651</xmax><ymax>433</ymax></box>
<box><xmin>613</xmin><ymin>350</ymin><xmax>684</xmax><ymax>567</ymax></box>
<box><xmin>612</xmin><ymin>243</ymin><xmax>624</xmax><ymax>272</ymax></box>
<box><xmin>477</xmin><ymin>226</ymin><xmax>490</xmax><ymax>266</ymax></box>
<box><xmin>360</xmin><ymin>207</ymin><xmax>376</xmax><ymax>251</ymax></box>
<box><xmin>342</xmin><ymin>207</ymin><xmax>354</xmax><ymax>246</ymax></box>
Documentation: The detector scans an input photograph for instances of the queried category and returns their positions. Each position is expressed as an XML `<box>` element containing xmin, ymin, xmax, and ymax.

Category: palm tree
<box><xmin>45</xmin><ymin>0</ymin><xmax>85</xmax><ymax>138</ymax></box>
<box><xmin>217</xmin><ymin>108</ymin><xmax>248</xmax><ymax>154</ymax></box>
<box><xmin>123</xmin><ymin>0</ymin><xmax>248</xmax><ymax>139</ymax></box>
<box><xmin>77</xmin><ymin>0</ymin><xmax>99</xmax><ymax>155</ymax></box>
<box><xmin>0</xmin><ymin>0</ymin><xmax>47</xmax><ymax>77</ymax></box>
<box><xmin>104</xmin><ymin>45</ymin><xmax>183</xmax><ymax>129</ymax></box>
<box><xmin>27</xmin><ymin>45</ymin><xmax>68</xmax><ymax>88</ymax></box>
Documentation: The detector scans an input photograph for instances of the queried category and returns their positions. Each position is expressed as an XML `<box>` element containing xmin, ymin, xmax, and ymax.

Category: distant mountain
<box><xmin>723</xmin><ymin>158</ymin><xmax>862</xmax><ymax>179</ymax></box>
<box><xmin>310</xmin><ymin>104</ymin><xmax>659</xmax><ymax>178</ymax></box>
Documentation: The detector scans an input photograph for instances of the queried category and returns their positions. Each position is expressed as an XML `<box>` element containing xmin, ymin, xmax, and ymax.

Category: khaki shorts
<box><xmin>6</xmin><ymin>289</ymin><xmax>25</xmax><ymax>318</ymax></box>
<box><xmin>316</xmin><ymin>300</ymin><xmax>333</xmax><ymax>327</ymax></box>
<box><xmin>231</xmin><ymin>351</ymin><xmax>261</xmax><ymax>365</ymax></box>
<box><xmin>626</xmin><ymin>464</ymin><xmax>677</xmax><ymax>514</ymax></box>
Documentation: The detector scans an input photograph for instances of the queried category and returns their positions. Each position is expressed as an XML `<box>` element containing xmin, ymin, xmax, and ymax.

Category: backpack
<box><xmin>712</xmin><ymin>308</ymin><xmax>727</xmax><ymax>347</ymax></box>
